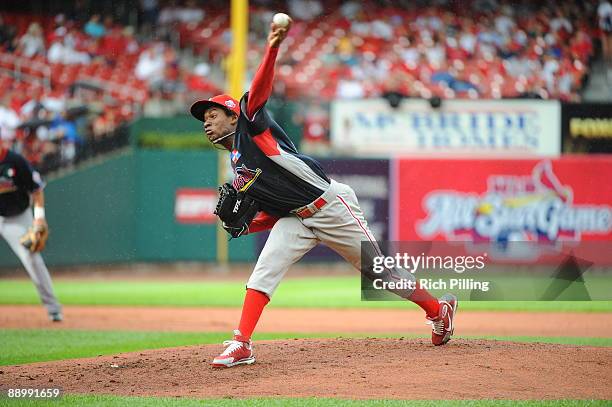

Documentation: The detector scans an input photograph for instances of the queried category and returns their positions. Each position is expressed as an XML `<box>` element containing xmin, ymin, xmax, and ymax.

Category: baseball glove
<box><xmin>20</xmin><ymin>223</ymin><xmax>49</xmax><ymax>253</ymax></box>
<box><xmin>215</xmin><ymin>183</ymin><xmax>259</xmax><ymax>238</ymax></box>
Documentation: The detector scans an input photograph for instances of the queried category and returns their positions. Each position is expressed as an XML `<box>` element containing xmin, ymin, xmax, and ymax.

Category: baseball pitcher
<box><xmin>0</xmin><ymin>146</ymin><xmax>62</xmax><ymax>322</ymax></box>
<box><xmin>190</xmin><ymin>17</ymin><xmax>457</xmax><ymax>368</ymax></box>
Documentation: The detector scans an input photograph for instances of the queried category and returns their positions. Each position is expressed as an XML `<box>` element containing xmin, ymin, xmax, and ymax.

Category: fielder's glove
<box><xmin>215</xmin><ymin>183</ymin><xmax>259</xmax><ymax>239</ymax></box>
<box><xmin>20</xmin><ymin>223</ymin><xmax>49</xmax><ymax>253</ymax></box>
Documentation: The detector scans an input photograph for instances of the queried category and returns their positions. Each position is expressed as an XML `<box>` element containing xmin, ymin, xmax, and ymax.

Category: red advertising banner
<box><xmin>174</xmin><ymin>188</ymin><xmax>218</xmax><ymax>224</ymax></box>
<box><xmin>393</xmin><ymin>156</ymin><xmax>612</xmax><ymax>262</ymax></box>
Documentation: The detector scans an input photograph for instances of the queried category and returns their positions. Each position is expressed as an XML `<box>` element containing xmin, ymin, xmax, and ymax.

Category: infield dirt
<box><xmin>2</xmin><ymin>305</ymin><xmax>611</xmax><ymax>337</ymax></box>
<box><xmin>1</xmin><ymin>338</ymin><xmax>611</xmax><ymax>399</ymax></box>
<box><xmin>2</xmin><ymin>264</ymin><xmax>611</xmax><ymax>400</ymax></box>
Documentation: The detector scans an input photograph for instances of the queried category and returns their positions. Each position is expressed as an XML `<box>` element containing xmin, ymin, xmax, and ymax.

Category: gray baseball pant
<box><xmin>0</xmin><ymin>209</ymin><xmax>62</xmax><ymax>314</ymax></box>
<box><xmin>246</xmin><ymin>180</ymin><xmax>416</xmax><ymax>298</ymax></box>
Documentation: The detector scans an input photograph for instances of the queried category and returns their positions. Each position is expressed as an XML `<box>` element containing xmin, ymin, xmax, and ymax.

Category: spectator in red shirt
<box><xmin>99</xmin><ymin>26</ymin><xmax>125</xmax><ymax>63</ymax></box>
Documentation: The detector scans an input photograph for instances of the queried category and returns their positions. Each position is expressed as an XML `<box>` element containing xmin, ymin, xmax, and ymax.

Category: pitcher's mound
<box><xmin>1</xmin><ymin>338</ymin><xmax>610</xmax><ymax>399</ymax></box>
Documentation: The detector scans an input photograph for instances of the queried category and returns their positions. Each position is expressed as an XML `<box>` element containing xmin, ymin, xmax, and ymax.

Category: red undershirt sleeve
<box><xmin>246</xmin><ymin>46</ymin><xmax>279</xmax><ymax>119</ymax></box>
<box><xmin>248</xmin><ymin>211</ymin><xmax>280</xmax><ymax>234</ymax></box>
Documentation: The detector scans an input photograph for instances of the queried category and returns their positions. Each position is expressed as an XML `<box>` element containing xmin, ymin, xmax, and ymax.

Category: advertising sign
<box><xmin>393</xmin><ymin>157</ymin><xmax>612</xmax><ymax>263</ymax></box>
<box><xmin>331</xmin><ymin>99</ymin><xmax>561</xmax><ymax>156</ymax></box>
<box><xmin>562</xmin><ymin>103</ymin><xmax>612</xmax><ymax>153</ymax></box>
<box><xmin>175</xmin><ymin>188</ymin><xmax>218</xmax><ymax>224</ymax></box>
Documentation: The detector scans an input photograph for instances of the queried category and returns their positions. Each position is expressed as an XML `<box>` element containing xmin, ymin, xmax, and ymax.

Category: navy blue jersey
<box><xmin>0</xmin><ymin>149</ymin><xmax>44</xmax><ymax>217</ymax></box>
<box><xmin>230</xmin><ymin>92</ymin><xmax>330</xmax><ymax>217</ymax></box>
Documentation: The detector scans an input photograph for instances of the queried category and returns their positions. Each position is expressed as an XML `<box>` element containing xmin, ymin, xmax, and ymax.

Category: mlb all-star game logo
<box><xmin>418</xmin><ymin>161</ymin><xmax>612</xmax><ymax>243</ymax></box>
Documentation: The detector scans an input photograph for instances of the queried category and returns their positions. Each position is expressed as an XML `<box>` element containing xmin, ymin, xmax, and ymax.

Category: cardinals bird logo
<box><xmin>232</xmin><ymin>164</ymin><xmax>262</xmax><ymax>192</ymax></box>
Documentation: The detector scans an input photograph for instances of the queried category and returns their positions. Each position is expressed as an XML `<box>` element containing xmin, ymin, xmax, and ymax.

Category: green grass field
<box><xmin>1</xmin><ymin>277</ymin><xmax>611</xmax><ymax>311</ymax></box>
<box><xmin>1</xmin><ymin>276</ymin><xmax>610</xmax><ymax>405</ymax></box>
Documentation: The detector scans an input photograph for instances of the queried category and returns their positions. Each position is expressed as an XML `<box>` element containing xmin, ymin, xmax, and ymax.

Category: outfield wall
<box><xmin>0</xmin><ymin>152</ymin><xmax>137</xmax><ymax>267</ymax></box>
<box><xmin>0</xmin><ymin>149</ymin><xmax>256</xmax><ymax>268</ymax></box>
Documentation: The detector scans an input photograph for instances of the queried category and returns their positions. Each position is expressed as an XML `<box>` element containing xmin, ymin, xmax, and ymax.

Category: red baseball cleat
<box><xmin>211</xmin><ymin>330</ymin><xmax>255</xmax><ymax>368</ymax></box>
<box><xmin>427</xmin><ymin>294</ymin><xmax>458</xmax><ymax>346</ymax></box>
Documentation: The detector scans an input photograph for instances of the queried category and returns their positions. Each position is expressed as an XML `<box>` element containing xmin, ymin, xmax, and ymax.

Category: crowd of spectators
<box><xmin>251</xmin><ymin>0</ymin><xmax>603</xmax><ymax>149</ymax></box>
<box><xmin>174</xmin><ymin>0</ymin><xmax>606</xmax><ymax>150</ymax></box>
<box><xmin>0</xmin><ymin>0</ymin><xmax>608</xmax><ymax>168</ymax></box>
<box><xmin>264</xmin><ymin>0</ymin><xmax>599</xmax><ymax>101</ymax></box>
<box><xmin>0</xmin><ymin>69</ymin><xmax>130</xmax><ymax>172</ymax></box>
<box><xmin>0</xmin><ymin>12</ymin><xmax>151</xmax><ymax>171</ymax></box>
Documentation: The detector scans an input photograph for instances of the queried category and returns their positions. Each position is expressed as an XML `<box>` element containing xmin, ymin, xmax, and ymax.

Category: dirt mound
<box><xmin>1</xmin><ymin>338</ymin><xmax>610</xmax><ymax>400</ymax></box>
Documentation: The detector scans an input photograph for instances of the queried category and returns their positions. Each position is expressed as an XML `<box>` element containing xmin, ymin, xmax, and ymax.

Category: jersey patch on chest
<box><xmin>0</xmin><ymin>165</ymin><xmax>17</xmax><ymax>194</ymax></box>
<box><xmin>232</xmin><ymin>164</ymin><xmax>262</xmax><ymax>192</ymax></box>
<box><xmin>230</xmin><ymin>149</ymin><xmax>241</xmax><ymax>164</ymax></box>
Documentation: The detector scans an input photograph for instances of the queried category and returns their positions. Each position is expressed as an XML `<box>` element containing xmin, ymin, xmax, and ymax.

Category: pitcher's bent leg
<box><xmin>246</xmin><ymin>216</ymin><xmax>318</xmax><ymax>297</ymax></box>
<box><xmin>305</xmin><ymin>186</ymin><xmax>417</xmax><ymax>300</ymax></box>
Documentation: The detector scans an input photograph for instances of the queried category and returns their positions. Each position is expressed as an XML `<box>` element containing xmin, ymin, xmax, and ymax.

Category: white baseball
<box><xmin>272</xmin><ymin>13</ymin><xmax>291</xmax><ymax>28</ymax></box>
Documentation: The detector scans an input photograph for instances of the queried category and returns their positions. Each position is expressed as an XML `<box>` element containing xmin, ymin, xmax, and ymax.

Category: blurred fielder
<box><xmin>0</xmin><ymin>146</ymin><xmax>62</xmax><ymax>322</ymax></box>
<box><xmin>190</xmin><ymin>17</ymin><xmax>457</xmax><ymax>368</ymax></box>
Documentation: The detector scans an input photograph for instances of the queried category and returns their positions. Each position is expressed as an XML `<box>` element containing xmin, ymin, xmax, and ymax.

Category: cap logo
<box><xmin>225</xmin><ymin>100</ymin><xmax>236</xmax><ymax>108</ymax></box>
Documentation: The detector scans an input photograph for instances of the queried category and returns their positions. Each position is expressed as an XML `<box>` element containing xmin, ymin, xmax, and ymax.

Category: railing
<box><xmin>77</xmin><ymin>75</ymin><xmax>148</xmax><ymax>104</ymax></box>
<box><xmin>0</xmin><ymin>51</ymin><xmax>147</xmax><ymax>112</ymax></box>
<box><xmin>0</xmin><ymin>52</ymin><xmax>51</xmax><ymax>89</ymax></box>
<box><xmin>38</xmin><ymin>123</ymin><xmax>131</xmax><ymax>175</ymax></box>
